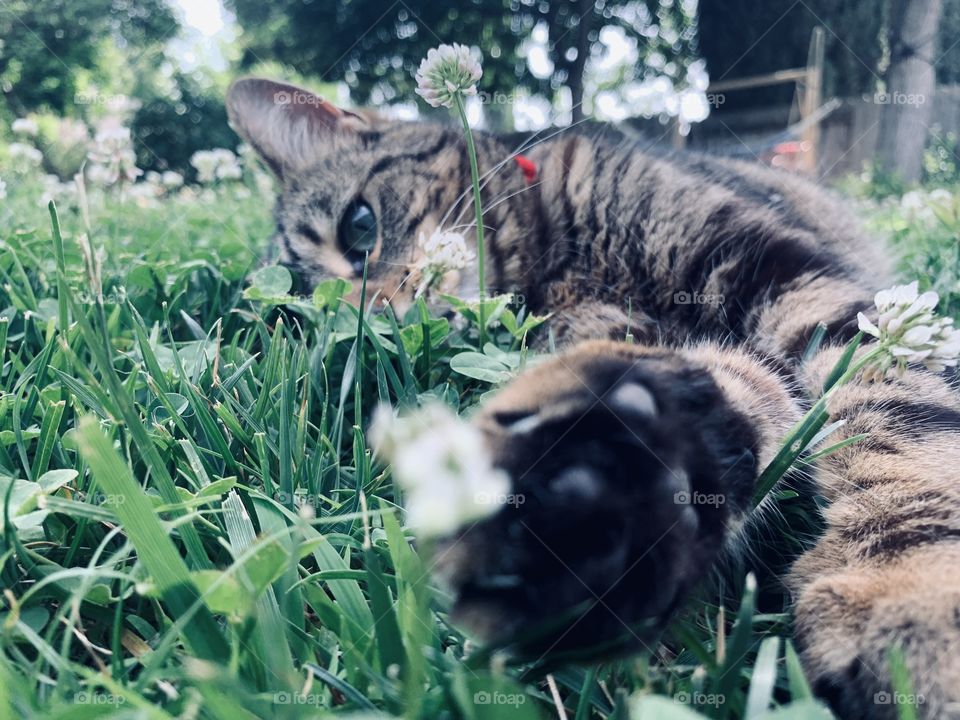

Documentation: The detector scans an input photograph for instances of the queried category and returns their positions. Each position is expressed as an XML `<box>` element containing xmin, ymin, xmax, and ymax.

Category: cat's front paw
<box><xmin>433</xmin><ymin>341</ymin><xmax>758</xmax><ymax>658</ymax></box>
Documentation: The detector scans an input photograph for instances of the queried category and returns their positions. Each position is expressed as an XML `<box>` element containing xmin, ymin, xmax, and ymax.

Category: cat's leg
<box><xmin>438</xmin><ymin>304</ymin><xmax>960</xmax><ymax>717</ymax></box>
<box><xmin>751</xmin><ymin>281</ymin><xmax>960</xmax><ymax>718</ymax></box>
<box><xmin>531</xmin><ymin>299</ymin><xmax>657</xmax><ymax>347</ymax></box>
<box><xmin>433</xmin><ymin>338</ymin><xmax>802</xmax><ymax>655</ymax></box>
<box><xmin>783</xmin><ymin>348</ymin><xmax>960</xmax><ymax>720</ymax></box>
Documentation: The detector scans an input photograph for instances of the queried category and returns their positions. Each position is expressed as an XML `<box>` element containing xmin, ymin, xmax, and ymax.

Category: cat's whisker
<box><xmin>438</xmin><ymin>117</ymin><xmax>594</xmax><ymax>230</ymax></box>
<box><xmin>480</xmin><ymin>179</ymin><xmax>546</xmax><ymax>215</ymax></box>
<box><xmin>384</xmin><ymin>268</ymin><xmax>417</xmax><ymax>306</ymax></box>
<box><xmin>445</xmin><ymin>222</ymin><xmax>497</xmax><ymax>234</ymax></box>
<box><xmin>438</xmin><ymin>131</ymin><xmax>549</xmax><ymax>226</ymax></box>
<box><xmin>448</xmin><ymin>179</ymin><xmax>545</xmax><ymax>237</ymax></box>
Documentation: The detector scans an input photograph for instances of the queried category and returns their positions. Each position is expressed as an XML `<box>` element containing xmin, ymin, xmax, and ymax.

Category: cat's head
<box><xmin>226</xmin><ymin>78</ymin><xmax>540</xmax><ymax>312</ymax></box>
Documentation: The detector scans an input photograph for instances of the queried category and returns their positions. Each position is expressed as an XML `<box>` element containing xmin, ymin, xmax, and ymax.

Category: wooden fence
<box><xmin>684</xmin><ymin>85</ymin><xmax>960</xmax><ymax>179</ymax></box>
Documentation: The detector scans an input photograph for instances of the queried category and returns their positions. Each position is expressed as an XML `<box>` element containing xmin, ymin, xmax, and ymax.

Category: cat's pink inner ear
<box><xmin>226</xmin><ymin>77</ymin><xmax>363</xmax><ymax>178</ymax></box>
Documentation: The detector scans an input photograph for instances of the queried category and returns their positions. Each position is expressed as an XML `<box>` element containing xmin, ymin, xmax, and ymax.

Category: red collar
<box><xmin>513</xmin><ymin>154</ymin><xmax>537</xmax><ymax>184</ymax></box>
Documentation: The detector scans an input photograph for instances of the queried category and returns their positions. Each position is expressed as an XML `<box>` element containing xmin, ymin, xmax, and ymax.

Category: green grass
<box><xmin>0</xmin><ymin>160</ymin><xmax>951</xmax><ymax>719</ymax></box>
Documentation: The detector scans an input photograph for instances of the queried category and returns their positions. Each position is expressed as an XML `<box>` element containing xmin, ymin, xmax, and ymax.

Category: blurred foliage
<box><xmin>843</xmin><ymin>161</ymin><xmax>909</xmax><ymax>200</ymax></box>
<box><xmin>853</xmin><ymin>129</ymin><xmax>960</xmax><ymax>194</ymax></box>
<box><xmin>0</xmin><ymin>0</ymin><xmax>243</xmax><ymax>180</ymax></box>
<box><xmin>225</xmin><ymin>0</ymin><xmax>698</xmax><ymax>118</ymax></box>
<box><xmin>923</xmin><ymin>127</ymin><xmax>960</xmax><ymax>186</ymax></box>
<box><xmin>0</xmin><ymin>0</ymin><xmax>178</xmax><ymax>115</ymax></box>
<box><xmin>33</xmin><ymin>116</ymin><xmax>91</xmax><ymax>178</ymax></box>
<box><xmin>131</xmin><ymin>71</ymin><xmax>239</xmax><ymax>178</ymax></box>
<box><xmin>837</xmin><ymin>172</ymin><xmax>960</xmax><ymax>320</ymax></box>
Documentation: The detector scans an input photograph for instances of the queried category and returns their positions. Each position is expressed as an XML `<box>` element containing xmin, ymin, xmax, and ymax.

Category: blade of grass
<box><xmin>222</xmin><ymin>491</ymin><xmax>297</xmax><ymax>689</ymax></box>
<box><xmin>74</xmin><ymin>416</ymin><xmax>228</xmax><ymax>662</ymax></box>
<box><xmin>744</xmin><ymin>636</ymin><xmax>780</xmax><ymax>719</ymax></box>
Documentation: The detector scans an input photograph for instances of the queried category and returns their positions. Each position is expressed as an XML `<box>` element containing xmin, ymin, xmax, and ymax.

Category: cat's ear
<box><xmin>226</xmin><ymin>77</ymin><xmax>365</xmax><ymax>179</ymax></box>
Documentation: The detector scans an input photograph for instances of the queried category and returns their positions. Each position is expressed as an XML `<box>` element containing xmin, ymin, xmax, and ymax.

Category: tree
<box><xmin>132</xmin><ymin>71</ymin><xmax>239</xmax><ymax>178</ymax></box>
<box><xmin>936</xmin><ymin>0</ymin><xmax>960</xmax><ymax>84</ymax></box>
<box><xmin>226</xmin><ymin>0</ymin><xmax>698</xmax><ymax>124</ymax></box>
<box><xmin>0</xmin><ymin>0</ymin><xmax>178</xmax><ymax>116</ymax></box>
<box><xmin>226</xmin><ymin>0</ymin><xmax>522</xmax><ymax>106</ymax></box>
<box><xmin>537</xmin><ymin>0</ymin><xmax>698</xmax><ymax>123</ymax></box>
<box><xmin>877</xmin><ymin>0</ymin><xmax>944</xmax><ymax>182</ymax></box>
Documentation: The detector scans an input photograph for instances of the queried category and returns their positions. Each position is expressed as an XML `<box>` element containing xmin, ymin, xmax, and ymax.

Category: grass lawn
<box><xmin>0</xmin><ymin>158</ymin><xmax>955</xmax><ymax>719</ymax></box>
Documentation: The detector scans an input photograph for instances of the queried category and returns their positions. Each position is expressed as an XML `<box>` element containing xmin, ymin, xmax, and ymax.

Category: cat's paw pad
<box><xmin>432</xmin><ymin>342</ymin><xmax>756</xmax><ymax>657</ymax></box>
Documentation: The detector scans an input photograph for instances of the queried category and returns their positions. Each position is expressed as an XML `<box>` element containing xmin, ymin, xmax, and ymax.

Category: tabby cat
<box><xmin>226</xmin><ymin>77</ymin><xmax>960</xmax><ymax>719</ymax></box>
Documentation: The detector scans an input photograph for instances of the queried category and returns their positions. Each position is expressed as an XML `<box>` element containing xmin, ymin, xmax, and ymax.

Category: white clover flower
<box><xmin>212</xmin><ymin>148</ymin><xmax>240</xmax><ymax>176</ymax></box>
<box><xmin>190</xmin><ymin>150</ymin><xmax>219</xmax><ymax>183</ymax></box>
<box><xmin>190</xmin><ymin>148</ymin><xmax>242</xmax><ymax>183</ymax></box>
<box><xmin>421</xmin><ymin>228</ymin><xmax>473</xmax><ymax>270</ymax></box>
<box><xmin>899</xmin><ymin>190</ymin><xmax>936</xmax><ymax>225</ymax></box>
<box><xmin>12</xmin><ymin>118</ymin><xmax>39</xmax><ymax>137</ymax></box>
<box><xmin>237</xmin><ymin>142</ymin><xmax>256</xmax><ymax>161</ymax></box>
<box><xmin>39</xmin><ymin>174</ymin><xmax>76</xmax><ymax>208</ymax></box>
<box><xmin>370</xmin><ymin>402</ymin><xmax>510</xmax><ymax>538</ymax></box>
<box><xmin>900</xmin><ymin>190</ymin><xmax>924</xmax><ymax>213</ymax></box>
<box><xmin>416</xmin><ymin>228</ymin><xmax>474</xmax><ymax>297</ymax></box>
<box><xmin>857</xmin><ymin>280</ymin><xmax>960</xmax><ymax>377</ymax></box>
<box><xmin>254</xmin><ymin>171</ymin><xmax>274</xmax><ymax>196</ymax></box>
<box><xmin>415</xmin><ymin>43</ymin><xmax>482</xmax><ymax>108</ymax></box>
<box><xmin>57</xmin><ymin>118</ymin><xmax>90</xmax><ymax>147</ymax></box>
<box><xmin>85</xmin><ymin>163</ymin><xmax>114</xmax><ymax>186</ymax></box>
<box><xmin>127</xmin><ymin>179</ymin><xmax>162</xmax><ymax>208</ymax></box>
<box><xmin>161</xmin><ymin>171</ymin><xmax>184</xmax><ymax>189</ymax></box>
<box><xmin>216</xmin><ymin>162</ymin><xmax>242</xmax><ymax>181</ymax></box>
<box><xmin>8</xmin><ymin>142</ymin><xmax>43</xmax><ymax>164</ymax></box>
<box><xmin>87</xmin><ymin>126</ymin><xmax>142</xmax><ymax>186</ymax></box>
<box><xmin>928</xmin><ymin>188</ymin><xmax>953</xmax><ymax>206</ymax></box>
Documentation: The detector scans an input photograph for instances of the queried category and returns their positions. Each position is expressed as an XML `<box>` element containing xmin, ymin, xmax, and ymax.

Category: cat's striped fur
<box><xmin>228</xmin><ymin>78</ymin><xmax>960</xmax><ymax>718</ymax></box>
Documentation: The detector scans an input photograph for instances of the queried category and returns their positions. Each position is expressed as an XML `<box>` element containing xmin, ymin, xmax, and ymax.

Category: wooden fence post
<box><xmin>801</xmin><ymin>27</ymin><xmax>825</xmax><ymax>173</ymax></box>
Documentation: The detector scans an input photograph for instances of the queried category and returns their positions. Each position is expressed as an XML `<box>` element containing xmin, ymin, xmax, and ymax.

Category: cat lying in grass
<box><xmin>227</xmin><ymin>76</ymin><xmax>960</xmax><ymax>720</ymax></box>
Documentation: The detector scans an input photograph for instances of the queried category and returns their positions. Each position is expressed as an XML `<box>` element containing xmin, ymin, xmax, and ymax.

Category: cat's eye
<box><xmin>338</xmin><ymin>200</ymin><xmax>377</xmax><ymax>272</ymax></box>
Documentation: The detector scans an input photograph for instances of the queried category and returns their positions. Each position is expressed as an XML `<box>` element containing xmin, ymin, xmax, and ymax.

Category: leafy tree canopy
<box><xmin>226</xmin><ymin>0</ymin><xmax>698</xmax><ymax>120</ymax></box>
<box><xmin>0</xmin><ymin>0</ymin><xmax>178</xmax><ymax>115</ymax></box>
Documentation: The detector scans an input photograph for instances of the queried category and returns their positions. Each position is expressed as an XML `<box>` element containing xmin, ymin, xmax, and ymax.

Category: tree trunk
<box><xmin>876</xmin><ymin>0</ymin><xmax>943</xmax><ymax>182</ymax></box>
<box><xmin>569</xmin><ymin>0</ymin><xmax>593</xmax><ymax>124</ymax></box>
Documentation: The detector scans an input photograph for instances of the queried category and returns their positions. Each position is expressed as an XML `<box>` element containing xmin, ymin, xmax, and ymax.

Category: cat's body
<box><xmin>227</xmin><ymin>78</ymin><xmax>960</xmax><ymax>719</ymax></box>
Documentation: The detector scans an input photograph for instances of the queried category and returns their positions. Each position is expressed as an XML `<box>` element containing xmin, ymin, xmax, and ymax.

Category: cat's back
<box><xmin>525</xmin><ymin>129</ymin><xmax>891</xmax><ymax>306</ymax></box>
